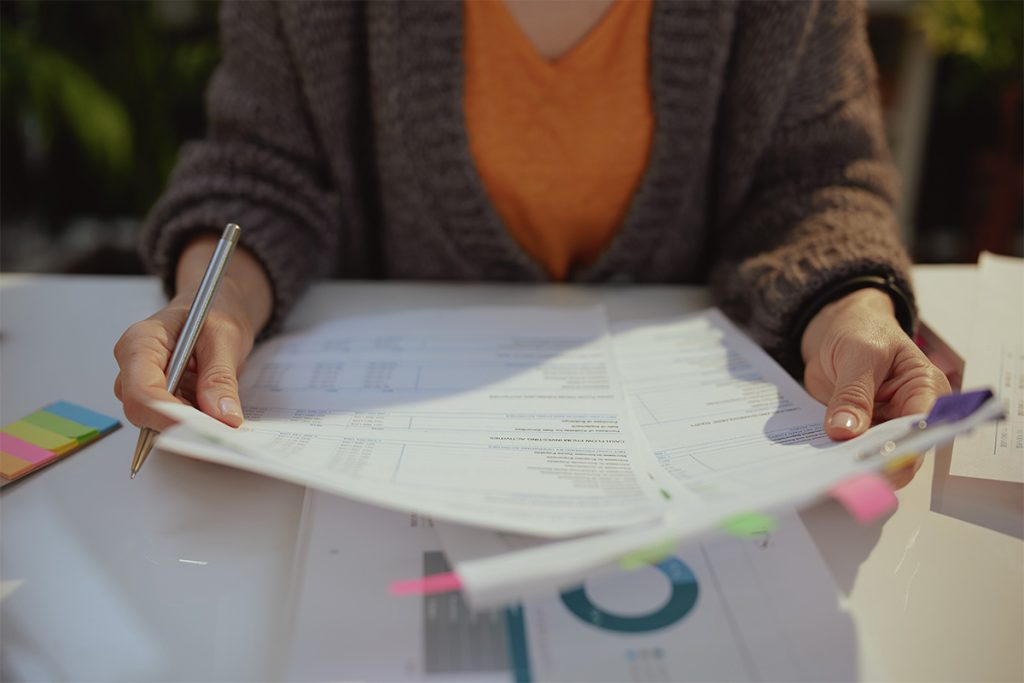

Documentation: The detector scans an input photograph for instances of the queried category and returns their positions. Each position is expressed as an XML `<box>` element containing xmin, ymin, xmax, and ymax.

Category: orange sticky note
<box><xmin>0</xmin><ymin>452</ymin><xmax>35</xmax><ymax>480</ymax></box>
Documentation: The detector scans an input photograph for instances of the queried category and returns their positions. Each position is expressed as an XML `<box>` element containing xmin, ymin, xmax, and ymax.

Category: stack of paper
<box><xmin>154</xmin><ymin>305</ymin><xmax>996</xmax><ymax>604</ymax></box>
<box><xmin>950</xmin><ymin>253</ymin><xmax>1024</xmax><ymax>483</ymax></box>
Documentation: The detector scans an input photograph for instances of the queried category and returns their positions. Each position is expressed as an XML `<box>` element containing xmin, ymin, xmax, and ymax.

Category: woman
<box><xmin>114</xmin><ymin>1</ymin><xmax>950</xmax><ymax>463</ymax></box>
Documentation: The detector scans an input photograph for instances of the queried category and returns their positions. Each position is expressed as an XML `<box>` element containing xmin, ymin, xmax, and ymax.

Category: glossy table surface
<box><xmin>1</xmin><ymin>268</ymin><xmax>1021</xmax><ymax>681</ymax></box>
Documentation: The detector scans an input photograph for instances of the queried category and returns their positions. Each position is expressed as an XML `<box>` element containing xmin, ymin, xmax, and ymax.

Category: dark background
<box><xmin>1</xmin><ymin>0</ymin><xmax>1021</xmax><ymax>274</ymax></box>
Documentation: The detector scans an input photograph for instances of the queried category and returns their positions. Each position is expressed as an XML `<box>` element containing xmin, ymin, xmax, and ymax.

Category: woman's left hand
<box><xmin>801</xmin><ymin>287</ymin><xmax>952</xmax><ymax>439</ymax></box>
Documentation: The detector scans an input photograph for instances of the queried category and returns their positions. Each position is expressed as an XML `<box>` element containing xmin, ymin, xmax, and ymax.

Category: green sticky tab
<box><xmin>721</xmin><ymin>512</ymin><xmax>777</xmax><ymax>537</ymax></box>
<box><xmin>24</xmin><ymin>411</ymin><xmax>98</xmax><ymax>444</ymax></box>
<box><xmin>619</xmin><ymin>540</ymin><xmax>676</xmax><ymax>570</ymax></box>
<box><xmin>2</xmin><ymin>421</ymin><xmax>77</xmax><ymax>454</ymax></box>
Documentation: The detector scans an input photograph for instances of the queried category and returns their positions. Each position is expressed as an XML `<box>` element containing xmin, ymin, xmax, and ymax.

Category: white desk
<box><xmin>1</xmin><ymin>270</ymin><xmax>1021</xmax><ymax>681</ymax></box>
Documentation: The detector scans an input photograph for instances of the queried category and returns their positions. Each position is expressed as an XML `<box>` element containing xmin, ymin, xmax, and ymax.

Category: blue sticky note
<box><xmin>43</xmin><ymin>401</ymin><xmax>120</xmax><ymax>434</ymax></box>
<box><xmin>925</xmin><ymin>390</ymin><xmax>993</xmax><ymax>426</ymax></box>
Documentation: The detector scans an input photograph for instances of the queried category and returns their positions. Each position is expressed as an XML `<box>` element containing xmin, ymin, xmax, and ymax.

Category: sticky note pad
<box><xmin>721</xmin><ymin>512</ymin><xmax>777</xmax><ymax>537</ymax></box>
<box><xmin>619</xmin><ymin>540</ymin><xmax>676</xmax><ymax>570</ymax></box>
<box><xmin>44</xmin><ymin>401</ymin><xmax>120</xmax><ymax>434</ymax></box>
<box><xmin>0</xmin><ymin>402</ymin><xmax>120</xmax><ymax>485</ymax></box>
<box><xmin>0</xmin><ymin>452</ymin><xmax>35</xmax><ymax>479</ymax></box>
<box><xmin>2</xmin><ymin>421</ymin><xmax>77</xmax><ymax>455</ymax></box>
<box><xmin>24</xmin><ymin>411</ymin><xmax>98</xmax><ymax>444</ymax></box>
<box><xmin>829</xmin><ymin>473</ymin><xmax>898</xmax><ymax>524</ymax></box>
<box><xmin>0</xmin><ymin>432</ymin><xmax>57</xmax><ymax>465</ymax></box>
<box><xmin>925</xmin><ymin>389</ymin><xmax>993</xmax><ymax>425</ymax></box>
<box><xmin>390</xmin><ymin>572</ymin><xmax>462</xmax><ymax>596</ymax></box>
<box><xmin>883</xmin><ymin>453</ymin><xmax>921</xmax><ymax>474</ymax></box>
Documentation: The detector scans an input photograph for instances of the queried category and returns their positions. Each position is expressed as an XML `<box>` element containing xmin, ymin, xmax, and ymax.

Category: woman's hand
<box><xmin>801</xmin><ymin>288</ymin><xmax>951</xmax><ymax>440</ymax></box>
<box><xmin>801</xmin><ymin>288</ymin><xmax>951</xmax><ymax>489</ymax></box>
<box><xmin>113</xmin><ymin>237</ymin><xmax>273</xmax><ymax>432</ymax></box>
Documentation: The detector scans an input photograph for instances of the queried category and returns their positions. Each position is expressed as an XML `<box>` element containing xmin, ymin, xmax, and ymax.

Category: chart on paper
<box><xmin>284</xmin><ymin>493</ymin><xmax>857</xmax><ymax>682</ymax></box>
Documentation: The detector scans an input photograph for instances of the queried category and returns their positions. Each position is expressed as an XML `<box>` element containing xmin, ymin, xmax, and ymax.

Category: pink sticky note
<box><xmin>0</xmin><ymin>432</ymin><xmax>58</xmax><ymax>465</ymax></box>
<box><xmin>390</xmin><ymin>572</ymin><xmax>462</xmax><ymax>596</ymax></box>
<box><xmin>829</xmin><ymin>473</ymin><xmax>898</xmax><ymax>524</ymax></box>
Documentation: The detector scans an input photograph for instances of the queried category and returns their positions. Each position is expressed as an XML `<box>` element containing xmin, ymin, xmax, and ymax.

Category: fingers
<box><xmin>823</xmin><ymin>338</ymin><xmax>888</xmax><ymax>440</ymax></box>
<box><xmin>114</xmin><ymin>302</ymin><xmax>254</xmax><ymax>433</ymax></box>
<box><xmin>874</xmin><ymin>343</ymin><xmax>953</xmax><ymax>421</ymax></box>
<box><xmin>113</xmin><ymin>317</ymin><xmax>189</xmax><ymax>432</ymax></box>
<box><xmin>191</xmin><ymin>313</ymin><xmax>252</xmax><ymax>428</ymax></box>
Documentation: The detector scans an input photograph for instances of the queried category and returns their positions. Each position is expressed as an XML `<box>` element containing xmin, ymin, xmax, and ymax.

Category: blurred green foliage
<box><xmin>1</xmin><ymin>0</ymin><xmax>220</xmax><ymax>229</ymax></box>
<box><xmin>913</xmin><ymin>0</ymin><xmax>1023</xmax><ymax>101</ymax></box>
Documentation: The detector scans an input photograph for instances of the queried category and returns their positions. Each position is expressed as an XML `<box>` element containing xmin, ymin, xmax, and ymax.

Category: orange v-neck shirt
<box><xmin>463</xmin><ymin>0</ymin><xmax>654</xmax><ymax>280</ymax></box>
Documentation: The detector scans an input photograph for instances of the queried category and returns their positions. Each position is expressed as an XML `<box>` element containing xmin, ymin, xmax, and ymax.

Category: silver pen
<box><xmin>130</xmin><ymin>223</ymin><xmax>242</xmax><ymax>478</ymax></box>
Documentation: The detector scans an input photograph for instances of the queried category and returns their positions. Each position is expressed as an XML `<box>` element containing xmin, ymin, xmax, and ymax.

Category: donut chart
<box><xmin>560</xmin><ymin>556</ymin><xmax>699</xmax><ymax>633</ymax></box>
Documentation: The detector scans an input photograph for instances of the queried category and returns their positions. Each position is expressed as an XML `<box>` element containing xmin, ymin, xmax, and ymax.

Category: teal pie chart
<box><xmin>560</xmin><ymin>556</ymin><xmax>699</xmax><ymax>633</ymax></box>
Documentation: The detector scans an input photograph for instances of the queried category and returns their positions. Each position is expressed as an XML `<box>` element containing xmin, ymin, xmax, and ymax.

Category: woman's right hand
<box><xmin>114</xmin><ymin>237</ymin><xmax>273</xmax><ymax>432</ymax></box>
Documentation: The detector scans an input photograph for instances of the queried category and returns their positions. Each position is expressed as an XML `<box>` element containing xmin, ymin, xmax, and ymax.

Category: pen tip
<box><xmin>130</xmin><ymin>471</ymin><xmax>136</xmax><ymax>480</ymax></box>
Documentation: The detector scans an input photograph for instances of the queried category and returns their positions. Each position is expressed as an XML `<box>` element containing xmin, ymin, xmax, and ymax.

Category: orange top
<box><xmin>463</xmin><ymin>0</ymin><xmax>654</xmax><ymax>280</ymax></box>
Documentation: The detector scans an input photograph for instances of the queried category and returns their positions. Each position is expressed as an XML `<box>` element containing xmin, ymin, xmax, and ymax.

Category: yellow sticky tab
<box><xmin>619</xmin><ymin>540</ymin><xmax>676</xmax><ymax>570</ymax></box>
<box><xmin>721</xmin><ymin>512</ymin><xmax>777</xmax><ymax>537</ymax></box>
<box><xmin>2</xmin><ymin>421</ymin><xmax>76</xmax><ymax>455</ymax></box>
<box><xmin>883</xmin><ymin>453</ymin><xmax>921</xmax><ymax>473</ymax></box>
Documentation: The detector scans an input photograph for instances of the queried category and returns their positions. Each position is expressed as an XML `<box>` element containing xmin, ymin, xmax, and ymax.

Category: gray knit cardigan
<box><xmin>141</xmin><ymin>0</ymin><xmax>914</xmax><ymax>367</ymax></box>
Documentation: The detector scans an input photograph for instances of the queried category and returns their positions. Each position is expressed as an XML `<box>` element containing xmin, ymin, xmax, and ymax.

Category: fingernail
<box><xmin>219</xmin><ymin>397</ymin><xmax>243</xmax><ymax>421</ymax></box>
<box><xmin>830</xmin><ymin>410</ymin><xmax>860</xmax><ymax>431</ymax></box>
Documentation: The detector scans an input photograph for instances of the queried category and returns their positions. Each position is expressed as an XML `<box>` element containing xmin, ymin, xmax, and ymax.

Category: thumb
<box><xmin>192</xmin><ymin>328</ymin><xmax>247</xmax><ymax>428</ymax></box>
<box><xmin>825</xmin><ymin>353</ymin><xmax>882</xmax><ymax>440</ymax></box>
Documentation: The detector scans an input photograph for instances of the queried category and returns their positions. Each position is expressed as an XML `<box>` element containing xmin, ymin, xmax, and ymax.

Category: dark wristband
<box><xmin>783</xmin><ymin>273</ymin><xmax>916</xmax><ymax>378</ymax></box>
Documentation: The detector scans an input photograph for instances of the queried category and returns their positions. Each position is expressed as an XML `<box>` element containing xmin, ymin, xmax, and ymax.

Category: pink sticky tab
<box><xmin>829</xmin><ymin>473</ymin><xmax>897</xmax><ymax>524</ymax></box>
<box><xmin>389</xmin><ymin>572</ymin><xmax>462</xmax><ymax>596</ymax></box>
<box><xmin>0</xmin><ymin>432</ymin><xmax>58</xmax><ymax>465</ymax></box>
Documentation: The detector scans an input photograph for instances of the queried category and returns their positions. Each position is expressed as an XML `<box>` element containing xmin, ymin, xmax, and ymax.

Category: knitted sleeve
<box><xmin>709</xmin><ymin>0</ymin><xmax>914</xmax><ymax>372</ymax></box>
<box><xmin>139</xmin><ymin>1</ymin><xmax>342</xmax><ymax>336</ymax></box>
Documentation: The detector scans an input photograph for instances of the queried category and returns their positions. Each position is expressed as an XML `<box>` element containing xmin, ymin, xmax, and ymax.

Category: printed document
<box><xmin>611</xmin><ymin>309</ymin><xmax>833</xmax><ymax>502</ymax></box>
<box><xmin>951</xmin><ymin>253</ymin><xmax>1024</xmax><ymax>482</ymax></box>
<box><xmin>284</xmin><ymin>492</ymin><xmax>859</xmax><ymax>682</ymax></box>
<box><xmin>156</xmin><ymin>305</ymin><xmax>931</xmax><ymax>543</ymax></box>
<box><xmin>154</xmin><ymin>303</ymin><xmax>997</xmax><ymax>600</ymax></box>
<box><xmin>156</xmin><ymin>307</ymin><xmax>664</xmax><ymax>536</ymax></box>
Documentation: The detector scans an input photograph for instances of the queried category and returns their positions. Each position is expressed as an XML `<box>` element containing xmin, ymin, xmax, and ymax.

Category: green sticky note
<box><xmin>2</xmin><ymin>421</ymin><xmax>77</xmax><ymax>455</ymax></box>
<box><xmin>721</xmin><ymin>512</ymin><xmax>777</xmax><ymax>537</ymax></box>
<box><xmin>619</xmin><ymin>540</ymin><xmax>676</xmax><ymax>570</ymax></box>
<box><xmin>24</xmin><ymin>411</ymin><xmax>98</xmax><ymax>444</ymax></box>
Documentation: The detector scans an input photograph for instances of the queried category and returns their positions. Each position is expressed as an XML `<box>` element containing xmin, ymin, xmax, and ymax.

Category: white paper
<box><xmin>285</xmin><ymin>493</ymin><xmax>858</xmax><ymax>682</ymax></box>
<box><xmin>951</xmin><ymin>253</ymin><xmax>1024</xmax><ymax>482</ymax></box>
<box><xmin>284</xmin><ymin>492</ymin><xmax>509</xmax><ymax>682</ymax></box>
<box><xmin>154</xmin><ymin>304</ymin><xmax>1001</xmax><ymax>603</ymax></box>
<box><xmin>450</xmin><ymin>309</ymin><xmax>1003</xmax><ymax>607</ymax></box>
<box><xmin>154</xmin><ymin>307</ymin><xmax>664</xmax><ymax>537</ymax></box>
<box><xmin>611</xmin><ymin>309</ymin><xmax>836</xmax><ymax>502</ymax></box>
